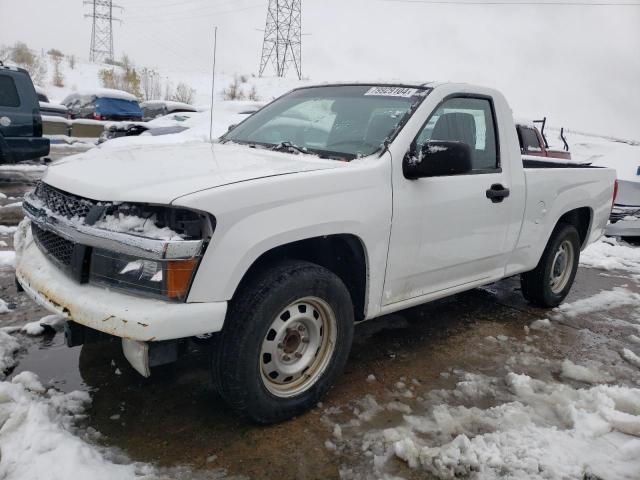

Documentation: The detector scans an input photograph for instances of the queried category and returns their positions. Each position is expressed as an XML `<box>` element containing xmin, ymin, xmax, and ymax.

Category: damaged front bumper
<box><xmin>15</xmin><ymin>220</ymin><xmax>227</xmax><ymax>375</ymax></box>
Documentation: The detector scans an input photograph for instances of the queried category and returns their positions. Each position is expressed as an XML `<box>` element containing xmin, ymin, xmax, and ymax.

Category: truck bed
<box><xmin>522</xmin><ymin>155</ymin><xmax>594</xmax><ymax>169</ymax></box>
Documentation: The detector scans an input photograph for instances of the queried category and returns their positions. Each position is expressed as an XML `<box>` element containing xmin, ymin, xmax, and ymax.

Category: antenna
<box><xmin>209</xmin><ymin>26</ymin><xmax>218</xmax><ymax>143</ymax></box>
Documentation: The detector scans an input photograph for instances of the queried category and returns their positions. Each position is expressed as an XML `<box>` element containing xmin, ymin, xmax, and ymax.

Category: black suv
<box><xmin>0</xmin><ymin>62</ymin><xmax>50</xmax><ymax>164</ymax></box>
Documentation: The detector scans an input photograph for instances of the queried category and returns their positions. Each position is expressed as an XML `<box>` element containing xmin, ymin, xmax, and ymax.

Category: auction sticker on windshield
<box><xmin>364</xmin><ymin>86</ymin><xmax>419</xmax><ymax>97</ymax></box>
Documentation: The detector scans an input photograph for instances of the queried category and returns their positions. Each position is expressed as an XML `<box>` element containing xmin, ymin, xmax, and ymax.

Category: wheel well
<box><xmin>557</xmin><ymin>207</ymin><xmax>592</xmax><ymax>247</ymax></box>
<box><xmin>234</xmin><ymin>235</ymin><xmax>368</xmax><ymax>322</ymax></box>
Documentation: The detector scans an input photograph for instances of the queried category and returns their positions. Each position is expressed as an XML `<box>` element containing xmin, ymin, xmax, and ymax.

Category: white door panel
<box><xmin>383</xmin><ymin>95</ymin><xmax>511</xmax><ymax>306</ymax></box>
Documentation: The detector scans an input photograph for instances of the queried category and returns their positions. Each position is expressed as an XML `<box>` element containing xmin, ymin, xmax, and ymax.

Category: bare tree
<box><xmin>223</xmin><ymin>76</ymin><xmax>245</xmax><ymax>100</ymax></box>
<box><xmin>49</xmin><ymin>50</ymin><xmax>64</xmax><ymax>87</ymax></box>
<box><xmin>248</xmin><ymin>85</ymin><xmax>260</xmax><ymax>101</ymax></box>
<box><xmin>140</xmin><ymin>68</ymin><xmax>161</xmax><ymax>101</ymax></box>
<box><xmin>163</xmin><ymin>80</ymin><xmax>173</xmax><ymax>101</ymax></box>
<box><xmin>67</xmin><ymin>55</ymin><xmax>76</xmax><ymax>70</ymax></box>
<box><xmin>10</xmin><ymin>42</ymin><xmax>34</xmax><ymax>65</ymax></box>
<box><xmin>96</xmin><ymin>54</ymin><xmax>142</xmax><ymax>99</ymax></box>
<box><xmin>172</xmin><ymin>82</ymin><xmax>195</xmax><ymax>104</ymax></box>
<box><xmin>9</xmin><ymin>42</ymin><xmax>47</xmax><ymax>85</ymax></box>
<box><xmin>0</xmin><ymin>45</ymin><xmax>12</xmax><ymax>62</ymax></box>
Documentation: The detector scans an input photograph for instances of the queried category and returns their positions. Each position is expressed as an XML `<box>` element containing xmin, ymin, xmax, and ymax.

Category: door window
<box><xmin>416</xmin><ymin>97</ymin><xmax>499</xmax><ymax>171</ymax></box>
<box><xmin>0</xmin><ymin>75</ymin><xmax>20</xmax><ymax>108</ymax></box>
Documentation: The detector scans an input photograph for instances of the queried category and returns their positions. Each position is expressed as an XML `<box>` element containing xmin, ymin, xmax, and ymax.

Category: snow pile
<box><xmin>0</xmin><ymin>318</ymin><xmax>176</xmax><ymax>479</ymax></box>
<box><xmin>581</xmin><ymin>238</ymin><xmax>640</xmax><ymax>274</ymax></box>
<box><xmin>561</xmin><ymin>359</ymin><xmax>613</xmax><ymax>384</ymax></box>
<box><xmin>554</xmin><ymin>287</ymin><xmax>640</xmax><ymax>318</ymax></box>
<box><xmin>0</xmin><ymin>331</ymin><xmax>20</xmax><ymax>376</ymax></box>
<box><xmin>0</xmin><ymin>298</ymin><xmax>11</xmax><ymax>314</ymax></box>
<box><xmin>0</xmin><ymin>225</ymin><xmax>18</xmax><ymax>235</ymax></box>
<box><xmin>0</xmin><ymin>250</ymin><xmax>16</xmax><ymax>269</ymax></box>
<box><xmin>343</xmin><ymin>373</ymin><xmax>640</xmax><ymax>480</ymax></box>
<box><xmin>0</xmin><ymin>372</ymin><xmax>159</xmax><ymax>480</ymax></box>
<box><xmin>20</xmin><ymin>315</ymin><xmax>66</xmax><ymax>336</ymax></box>
<box><xmin>94</xmin><ymin>213</ymin><xmax>183</xmax><ymax>241</ymax></box>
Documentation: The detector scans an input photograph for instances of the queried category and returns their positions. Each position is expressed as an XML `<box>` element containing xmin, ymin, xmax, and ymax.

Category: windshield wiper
<box><xmin>271</xmin><ymin>141</ymin><xmax>309</xmax><ymax>155</ymax></box>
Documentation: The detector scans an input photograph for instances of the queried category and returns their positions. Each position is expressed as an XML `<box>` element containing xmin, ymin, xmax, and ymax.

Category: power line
<box><xmin>381</xmin><ymin>0</ymin><xmax>640</xmax><ymax>5</ymax></box>
<box><xmin>259</xmin><ymin>0</ymin><xmax>303</xmax><ymax>80</ymax></box>
<box><xmin>125</xmin><ymin>3</ymin><xmax>263</xmax><ymax>23</ymax></box>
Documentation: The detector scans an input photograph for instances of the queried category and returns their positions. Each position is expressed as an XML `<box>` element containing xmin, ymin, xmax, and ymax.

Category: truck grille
<box><xmin>32</xmin><ymin>223</ymin><xmax>76</xmax><ymax>267</ymax></box>
<box><xmin>34</xmin><ymin>182</ymin><xmax>97</xmax><ymax>220</ymax></box>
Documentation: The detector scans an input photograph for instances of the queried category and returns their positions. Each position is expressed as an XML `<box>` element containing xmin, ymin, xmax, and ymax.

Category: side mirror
<box><xmin>403</xmin><ymin>141</ymin><xmax>472</xmax><ymax>179</ymax></box>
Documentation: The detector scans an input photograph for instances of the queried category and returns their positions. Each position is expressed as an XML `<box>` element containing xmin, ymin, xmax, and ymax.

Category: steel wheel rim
<box><xmin>549</xmin><ymin>240</ymin><xmax>574</xmax><ymax>294</ymax></box>
<box><xmin>259</xmin><ymin>296</ymin><xmax>337</xmax><ymax>398</ymax></box>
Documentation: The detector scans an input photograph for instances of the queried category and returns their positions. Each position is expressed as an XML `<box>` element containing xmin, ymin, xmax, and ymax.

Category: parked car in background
<box><xmin>62</xmin><ymin>88</ymin><xmax>143</xmax><ymax>121</ymax></box>
<box><xmin>34</xmin><ymin>86</ymin><xmax>68</xmax><ymax>118</ymax></box>
<box><xmin>516</xmin><ymin>118</ymin><xmax>571</xmax><ymax>160</ymax></box>
<box><xmin>598</xmin><ymin>150</ymin><xmax>640</xmax><ymax>237</ymax></box>
<box><xmin>0</xmin><ymin>62</ymin><xmax>50</xmax><ymax>163</ymax></box>
<box><xmin>98</xmin><ymin>102</ymin><xmax>263</xmax><ymax>144</ymax></box>
<box><xmin>141</xmin><ymin>100</ymin><xmax>197</xmax><ymax>121</ymax></box>
<box><xmin>16</xmin><ymin>82</ymin><xmax>616</xmax><ymax>423</ymax></box>
<box><xmin>98</xmin><ymin>111</ymin><xmax>198</xmax><ymax>143</ymax></box>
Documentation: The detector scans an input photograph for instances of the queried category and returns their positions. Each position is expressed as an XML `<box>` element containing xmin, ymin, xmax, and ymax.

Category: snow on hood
<box><xmin>43</xmin><ymin>142</ymin><xmax>347</xmax><ymax>204</ymax></box>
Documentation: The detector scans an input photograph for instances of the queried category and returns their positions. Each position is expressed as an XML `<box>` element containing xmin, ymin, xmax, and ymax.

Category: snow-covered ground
<box><xmin>321</xmin><ymin>239</ymin><xmax>640</xmax><ymax>479</ymax></box>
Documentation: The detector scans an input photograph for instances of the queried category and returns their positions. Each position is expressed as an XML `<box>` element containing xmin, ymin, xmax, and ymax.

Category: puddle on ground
<box><xmin>10</xmin><ymin>332</ymin><xmax>86</xmax><ymax>392</ymax></box>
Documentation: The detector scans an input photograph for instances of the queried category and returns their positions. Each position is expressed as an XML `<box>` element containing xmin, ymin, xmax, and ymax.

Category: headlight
<box><xmin>87</xmin><ymin>204</ymin><xmax>214</xmax><ymax>302</ymax></box>
<box><xmin>89</xmin><ymin>248</ymin><xmax>199</xmax><ymax>302</ymax></box>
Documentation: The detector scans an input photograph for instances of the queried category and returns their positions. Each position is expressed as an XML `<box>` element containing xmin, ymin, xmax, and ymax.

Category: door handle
<box><xmin>486</xmin><ymin>184</ymin><xmax>510</xmax><ymax>203</ymax></box>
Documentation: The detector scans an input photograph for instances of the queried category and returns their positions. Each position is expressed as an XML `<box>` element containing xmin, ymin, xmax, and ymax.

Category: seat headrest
<box><xmin>431</xmin><ymin>112</ymin><xmax>477</xmax><ymax>149</ymax></box>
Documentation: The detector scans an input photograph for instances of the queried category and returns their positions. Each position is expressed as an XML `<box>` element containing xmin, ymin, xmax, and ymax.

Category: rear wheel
<box><xmin>521</xmin><ymin>223</ymin><xmax>580</xmax><ymax>307</ymax></box>
<box><xmin>212</xmin><ymin>260</ymin><xmax>354</xmax><ymax>424</ymax></box>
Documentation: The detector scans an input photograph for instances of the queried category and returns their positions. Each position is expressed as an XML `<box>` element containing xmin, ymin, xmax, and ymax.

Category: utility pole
<box><xmin>84</xmin><ymin>0</ymin><xmax>123</xmax><ymax>63</ymax></box>
<box><xmin>259</xmin><ymin>0</ymin><xmax>303</xmax><ymax>80</ymax></box>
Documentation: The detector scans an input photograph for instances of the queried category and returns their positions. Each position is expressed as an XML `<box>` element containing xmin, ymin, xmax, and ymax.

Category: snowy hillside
<box><xmin>34</xmin><ymin>51</ymin><xmax>307</xmax><ymax>107</ymax></box>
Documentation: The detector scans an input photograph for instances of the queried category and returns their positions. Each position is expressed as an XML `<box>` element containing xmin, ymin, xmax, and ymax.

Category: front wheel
<box><xmin>521</xmin><ymin>223</ymin><xmax>581</xmax><ymax>308</ymax></box>
<box><xmin>212</xmin><ymin>260</ymin><xmax>354</xmax><ymax>424</ymax></box>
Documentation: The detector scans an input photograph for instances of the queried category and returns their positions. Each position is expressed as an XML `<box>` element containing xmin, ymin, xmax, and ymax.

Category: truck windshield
<box><xmin>222</xmin><ymin>85</ymin><xmax>430</xmax><ymax>160</ymax></box>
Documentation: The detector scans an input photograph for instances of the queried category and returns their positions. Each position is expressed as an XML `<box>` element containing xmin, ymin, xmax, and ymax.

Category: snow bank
<box><xmin>554</xmin><ymin>287</ymin><xmax>640</xmax><ymax>318</ymax></box>
<box><xmin>581</xmin><ymin>238</ymin><xmax>640</xmax><ymax>273</ymax></box>
<box><xmin>0</xmin><ymin>317</ymin><xmax>172</xmax><ymax>479</ymax></box>
<box><xmin>346</xmin><ymin>373</ymin><xmax>640</xmax><ymax>479</ymax></box>
<box><xmin>0</xmin><ymin>372</ymin><xmax>159</xmax><ymax>480</ymax></box>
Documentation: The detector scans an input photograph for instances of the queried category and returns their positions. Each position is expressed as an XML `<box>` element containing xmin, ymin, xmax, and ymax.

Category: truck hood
<box><xmin>44</xmin><ymin>142</ymin><xmax>346</xmax><ymax>203</ymax></box>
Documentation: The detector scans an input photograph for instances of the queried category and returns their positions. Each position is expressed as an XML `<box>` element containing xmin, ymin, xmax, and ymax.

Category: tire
<box><xmin>521</xmin><ymin>223</ymin><xmax>581</xmax><ymax>308</ymax></box>
<box><xmin>211</xmin><ymin>260</ymin><xmax>354</xmax><ymax>424</ymax></box>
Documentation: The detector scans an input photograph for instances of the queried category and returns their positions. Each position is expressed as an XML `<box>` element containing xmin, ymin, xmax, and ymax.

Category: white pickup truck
<box><xmin>15</xmin><ymin>82</ymin><xmax>616</xmax><ymax>423</ymax></box>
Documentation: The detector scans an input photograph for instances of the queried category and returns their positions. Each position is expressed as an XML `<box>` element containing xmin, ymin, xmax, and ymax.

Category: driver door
<box><xmin>383</xmin><ymin>95</ymin><xmax>511</xmax><ymax>305</ymax></box>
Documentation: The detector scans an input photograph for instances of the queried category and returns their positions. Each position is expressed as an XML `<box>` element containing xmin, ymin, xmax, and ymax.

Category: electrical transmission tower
<box><xmin>259</xmin><ymin>0</ymin><xmax>303</xmax><ymax>80</ymax></box>
<box><xmin>84</xmin><ymin>0</ymin><xmax>122</xmax><ymax>63</ymax></box>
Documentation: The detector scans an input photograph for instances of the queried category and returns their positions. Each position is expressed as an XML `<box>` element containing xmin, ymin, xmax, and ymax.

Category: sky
<box><xmin>1</xmin><ymin>0</ymin><xmax>639</xmax><ymax>139</ymax></box>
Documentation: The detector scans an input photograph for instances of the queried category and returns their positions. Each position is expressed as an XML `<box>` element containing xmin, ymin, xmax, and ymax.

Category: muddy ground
<box><xmin>1</xmin><ymin>148</ymin><xmax>639</xmax><ymax>479</ymax></box>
